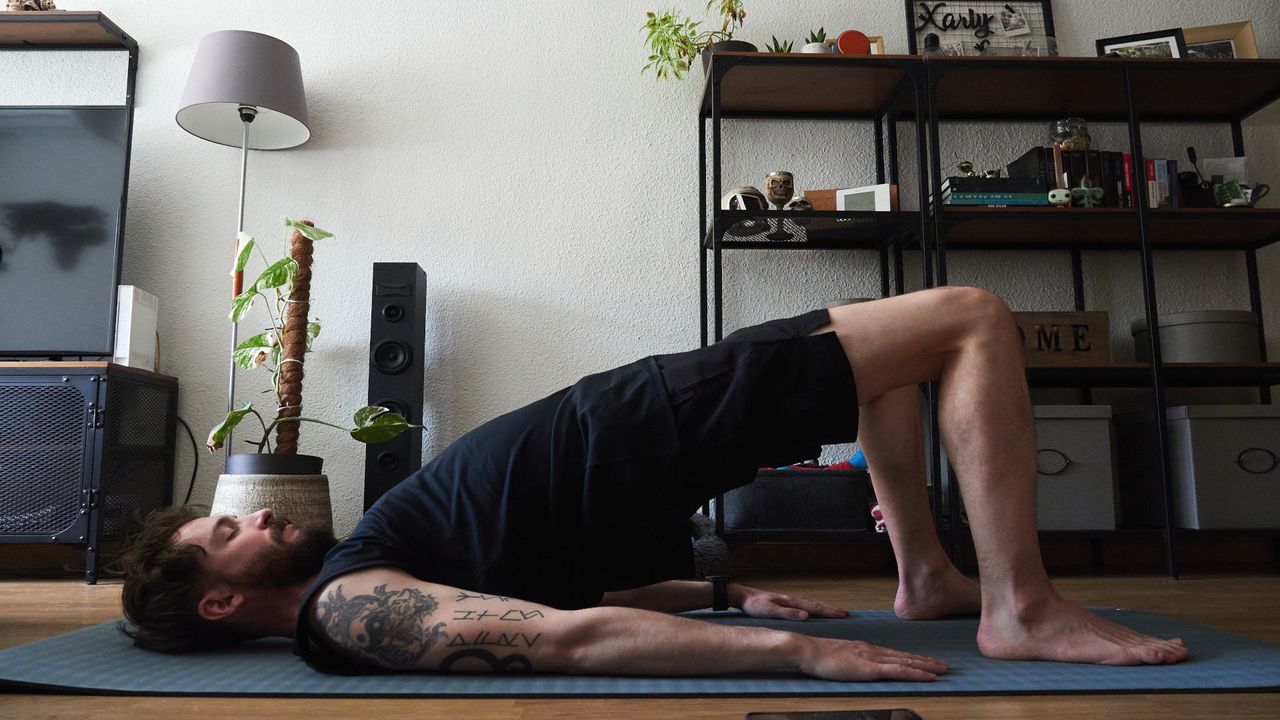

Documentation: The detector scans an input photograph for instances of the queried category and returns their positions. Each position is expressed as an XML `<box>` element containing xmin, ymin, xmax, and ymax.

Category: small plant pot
<box><xmin>212</xmin><ymin>453</ymin><xmax>332</xmax><ymax>532</ymax></box>
<box><xmin>701</xmin><ymin>40</ymin><xmax>758</xmax><ymax>72</ymax></box>
<box><xmin>800</xmin><ymin>42</ymin><xmax>830</xmax><ymax>54</ymax></box>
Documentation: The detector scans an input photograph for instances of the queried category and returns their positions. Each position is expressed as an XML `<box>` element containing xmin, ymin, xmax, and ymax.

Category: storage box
<box><xmin>1131</xmin><ymin>310</ymin><xmax>1260</xmax><ymax>363</ymax></box>
<box><xmin>721</xmin><ymin>469</ymin><xmax>869</xmax><ymax>533</ymax></box>
<box><xmin>1033</xmin><ymin>405</ymin><xmax>1117</xmax><ymax>531</ymax></box>
<box><xmin>1121</xmin><ymin>405</ymin><xmax>1280</xmax><ymax>529</ymax></box>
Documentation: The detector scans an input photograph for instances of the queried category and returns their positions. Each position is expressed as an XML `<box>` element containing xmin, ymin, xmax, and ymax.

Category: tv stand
<box><xmin>0</xmin><ymin>362</ymin><xmax>177</xmax><ymax>583</ymax></box>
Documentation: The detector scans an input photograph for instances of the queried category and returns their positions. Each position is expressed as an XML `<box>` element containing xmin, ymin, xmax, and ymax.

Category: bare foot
<box><xmin>894</xmin><ymin>566</ymin><xmax>982</xmax><ymax>620</ymax></box>
<box><xmin>977</xmin><ymin>592</ymin><xmax>1189</xmax><ymax>665</ymax></box>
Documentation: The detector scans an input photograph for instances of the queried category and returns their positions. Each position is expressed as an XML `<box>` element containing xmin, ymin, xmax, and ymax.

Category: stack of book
<box><xmin>1006</xmin><ymin>147</ymin><xmax>1182</xmax><ymax>208</ymax></box>
<box><xmin>940</xmin><ymin>177</ymin><xmax>1049</xmax><ymax>207</ymax></box>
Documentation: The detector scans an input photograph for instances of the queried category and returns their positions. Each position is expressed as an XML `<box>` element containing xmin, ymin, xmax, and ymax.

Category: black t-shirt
<box><xmin>293</xmin><ymin>356</ymin><xmax>695</xmax><ymax>674</ymax></box>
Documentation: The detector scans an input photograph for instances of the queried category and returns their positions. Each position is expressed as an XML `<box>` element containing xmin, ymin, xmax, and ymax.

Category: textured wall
<box><xmin>4</xmin><ymin>0</ymin><xmax>1278</xmax><ymax>534</ymax></box>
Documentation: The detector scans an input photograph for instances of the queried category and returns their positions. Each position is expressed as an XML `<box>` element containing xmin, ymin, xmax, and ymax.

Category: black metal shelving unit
<box><xmin>698</xmin><ymin>51</ymin><xmax>1280</xmax><ymax>571</ymax></box>
<box><xmin>922</xmin><ymin>55</ymin><xmax>1280</xmax><ymax>577</ymax></box>
<box><xmin>698</xmin><ymin>53</ymin><xmax>938</xmax><ymax>545</ymax></box>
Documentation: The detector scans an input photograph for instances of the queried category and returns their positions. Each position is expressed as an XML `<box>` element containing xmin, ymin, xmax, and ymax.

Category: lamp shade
<box><xmin>176</xmin><ymin>30</ymin><xmax>310</xmax><ymax>150</ymax></box>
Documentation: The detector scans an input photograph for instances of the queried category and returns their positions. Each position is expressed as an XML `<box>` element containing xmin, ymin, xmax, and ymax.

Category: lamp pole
<box><xmin>226</xmin><ymin>106</ymin><xmax>257</xmax><ymax>457</ymax></box>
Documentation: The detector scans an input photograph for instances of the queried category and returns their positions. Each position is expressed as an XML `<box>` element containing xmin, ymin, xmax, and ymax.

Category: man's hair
<box><xmin>116</xmin><ymin>505</ymin><xmax>247</xmax><ymax>653</ymax></box>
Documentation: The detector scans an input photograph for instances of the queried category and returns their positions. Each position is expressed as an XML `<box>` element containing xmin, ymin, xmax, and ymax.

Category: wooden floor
<box><xmin>1</xmin><ymin>572</ymin><xmax>1278</xmax><ymax>719</ymax></box>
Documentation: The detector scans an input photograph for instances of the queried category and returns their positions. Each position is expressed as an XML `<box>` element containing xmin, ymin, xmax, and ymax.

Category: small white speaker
<box><xmin>113</xmin><ymin>285</ymin><xmax>158</xmax><ymax>372</ymax></box>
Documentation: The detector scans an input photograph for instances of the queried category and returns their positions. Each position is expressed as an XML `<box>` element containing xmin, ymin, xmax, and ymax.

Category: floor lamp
<box><xmin>176</xmin><ymin>30</ymin><xmax>310</xmax><ymax>459</ymax></box>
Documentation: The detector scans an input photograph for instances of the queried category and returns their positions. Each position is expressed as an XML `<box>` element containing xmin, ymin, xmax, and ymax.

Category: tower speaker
<box><xmin>364</xmin><ymin>263</ymin><xmax>426</xmax><ymax>511</ymax></box>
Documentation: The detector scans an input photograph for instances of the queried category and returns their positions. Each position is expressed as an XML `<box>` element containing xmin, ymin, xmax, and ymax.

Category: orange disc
<box><xmin>836</xmin><ymin>29</ymin><xmax>871</xmax><ymax>55</ymax></box>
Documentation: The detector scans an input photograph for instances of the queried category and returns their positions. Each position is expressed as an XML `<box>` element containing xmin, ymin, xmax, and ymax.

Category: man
<box><xmin>119</xmin><ymin>287</ymin><xmax>1187</xmax><ymax>679</ymax></box>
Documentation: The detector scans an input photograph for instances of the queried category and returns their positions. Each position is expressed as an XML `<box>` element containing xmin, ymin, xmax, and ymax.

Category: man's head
<box><xmin>118</xmin><ymin>505</ymin><xmax>337</xmax><ymax>652</ymax></box>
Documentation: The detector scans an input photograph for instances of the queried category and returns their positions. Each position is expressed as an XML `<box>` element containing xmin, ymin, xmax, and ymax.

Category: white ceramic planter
<box><xmin>800</xmin><ymin>42</ymin><xmax>830</xmax><ymax>54</ymax></box>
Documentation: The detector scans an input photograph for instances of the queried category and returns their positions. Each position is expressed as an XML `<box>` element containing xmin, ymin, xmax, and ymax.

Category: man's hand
<box><xmin>797</xmin><ymin>636</ymin><xmax>949</xmax><ymax>682</ymax></box>
<box><xmin>732</xmin><ymin>584</ymin><xmax>849</xmax><ymax>621</ymax></box>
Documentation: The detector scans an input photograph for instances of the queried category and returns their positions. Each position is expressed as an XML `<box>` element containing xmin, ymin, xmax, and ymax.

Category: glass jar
<box><xmin>1050</xmin><ymin>117</ymin><xmax>1091</xmax><ymax>151</ymax></box>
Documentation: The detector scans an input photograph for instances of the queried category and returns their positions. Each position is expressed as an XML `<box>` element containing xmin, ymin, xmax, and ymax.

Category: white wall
<box><xmin>5</xmin><ymin>1</ymin><xmax>1279</xmax><ymax>534</ymax></box>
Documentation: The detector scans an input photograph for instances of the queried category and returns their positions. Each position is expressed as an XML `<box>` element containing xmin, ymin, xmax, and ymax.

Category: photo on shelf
<box><xmin>904</xmin><ymin>0</ymin><xmax>1055</xmax><ymax>55</ymax></box>
<box><xmin>1184</xmin><ymin>21</ymin><xmax>1258</xmax><ymax>59</ymax></box>
<box><xmin>1096</xmin><ymin>28</ymin><xmax>1188</xmax><ymax>58</ymax></box>
<box><xmin>999</xmin><ymin>6</ymin><xmax>1031</xmax><ymax>37</ymax></box>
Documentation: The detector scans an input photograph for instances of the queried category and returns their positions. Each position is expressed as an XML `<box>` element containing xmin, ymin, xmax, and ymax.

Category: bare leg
<box><xmin>854</xmin><ymin>385</ymin><xmax>980</xmax><ymax>619</ymax></box>
<box><xmin>816</xmin><ymin>287</ymin><xmax>1187</xmax><ymax>665</ymax></box>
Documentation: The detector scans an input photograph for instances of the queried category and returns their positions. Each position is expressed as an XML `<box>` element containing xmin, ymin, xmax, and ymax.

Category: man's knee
<box><xmin>928</xmin><ymin>286</ymin><xmax>1018</xmax><ymax>341</ymax></box>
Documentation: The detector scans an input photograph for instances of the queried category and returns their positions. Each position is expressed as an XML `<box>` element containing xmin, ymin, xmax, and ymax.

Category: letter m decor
<box><xmin>1013</xmin><ymin>311</ymin><xmax>1111</xmax><ymax>367</ymax></box>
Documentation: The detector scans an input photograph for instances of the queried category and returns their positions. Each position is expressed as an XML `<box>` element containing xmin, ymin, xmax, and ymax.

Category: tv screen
<box><xmin>0</xmin><ymin>107</ymin><xmax>130</xmax><ymax>356</ymax></box>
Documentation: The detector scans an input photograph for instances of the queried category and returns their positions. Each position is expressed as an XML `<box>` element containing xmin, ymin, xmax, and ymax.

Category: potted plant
<box><xmin>206</xmin><ymin>218</ymin><xmax>417</xmax><ymax>530</ymax></box>
<box><xmin>642</xmin><ymin>0</ymin><xmax>754</xmax><ymax>79</ymax></box>
<box><xmin>801</xmin><ymin>28</ymin><xmax>831</xmax><ymax>53</ymax></box>
<box><xmin>765</xmin><ymin>36</ymin><xmax>794</xmax><ymax>54</ymax></box>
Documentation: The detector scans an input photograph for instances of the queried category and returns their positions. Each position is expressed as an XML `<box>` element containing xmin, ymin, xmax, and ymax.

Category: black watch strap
<box><xmin>707</xmin><ymin>575</ymin><xmax>730</xmax><ymax>611</ymax></box>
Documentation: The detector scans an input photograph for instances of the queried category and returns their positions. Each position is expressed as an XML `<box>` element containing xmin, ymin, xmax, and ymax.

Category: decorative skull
<box><xmin>721</xmin><ymin>186</ymin><xmax>770</xmax><ymax>237</ymax></box>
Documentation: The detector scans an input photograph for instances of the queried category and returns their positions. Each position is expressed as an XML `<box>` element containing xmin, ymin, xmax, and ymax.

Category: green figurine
<box><xmin>1071</xmin><ymin>177</ymin><xmax>1105</xmax><ymax>208</ymax></box>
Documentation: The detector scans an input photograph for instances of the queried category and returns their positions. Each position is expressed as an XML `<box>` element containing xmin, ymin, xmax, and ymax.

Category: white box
<box><xmin>1033</xmin><ymin>405</ymin><xmax>1117</xmax><ymax>531</ymax></box>
<box><xmin>113</xmin><ymin>285</ymin><xmax>158</xmax><ymax>372</ymax></box>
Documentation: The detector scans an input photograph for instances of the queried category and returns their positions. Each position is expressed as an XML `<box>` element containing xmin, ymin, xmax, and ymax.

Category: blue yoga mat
<box><xmin>1</xmin><ymin>609</ymin><xmax>1277</xmax><ymax>697</ymax></box>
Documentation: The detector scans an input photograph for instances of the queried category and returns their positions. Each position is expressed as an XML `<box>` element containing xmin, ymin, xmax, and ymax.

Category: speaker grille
<box><xmin>100</xmin><ymin>379</ymin><xmax>174</xmax><ymax>536</ymax></box>
<box><xmin>0</xmin><ymin>385</ymin><xmax>87</xmax><ymax>535</ymax></box>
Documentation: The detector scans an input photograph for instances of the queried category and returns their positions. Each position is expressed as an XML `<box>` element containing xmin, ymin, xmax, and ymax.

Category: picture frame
<box><xmin>1184</xmin><ymin>21</ymin><xmax>1258</xmax><ymax>59</ymax></box>
<box><xmin>1095</xmin><ymin>28</ymin><xmax>1188</xmax><ymax>59</ymax></box>
<box><xmin>836</xmin><ymin>183</ymin><xmax>899</xmax><ymax>212</ymax></box>
<box><xmin>825</xmin><ymin>35</ymin><xmax>886</xmax><ymax>55</ymax></box>
<box><xmin>903</xmin><ymin>0</ymin><xmax>1056</xmax><ymax>55</ymax></box>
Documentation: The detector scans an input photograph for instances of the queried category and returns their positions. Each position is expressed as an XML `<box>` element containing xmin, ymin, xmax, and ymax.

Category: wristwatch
<box><xmin>707</xmin><ymin>575</ymin><xmax>730</xmax><ymax>611</ymax></box>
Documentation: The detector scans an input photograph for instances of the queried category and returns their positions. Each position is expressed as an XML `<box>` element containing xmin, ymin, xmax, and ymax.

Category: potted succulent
<box><xmin>765</xmin><ymin>36</ymin><xmax>794</xmax><ymax>54</ymax></box>
<box><xmin>801</xmin><ymin>28</ymin><xmax>831</xmax><ymax>53</ymax></box>
<box><xmin>642</xmin><ymin>0</ymin><xmax>754</xmax><ymax>79</ymax></box>
<box><xmin>206</xmin><ymin>218</ymin><xmax>417</xmax><ymax>530</ymax></box>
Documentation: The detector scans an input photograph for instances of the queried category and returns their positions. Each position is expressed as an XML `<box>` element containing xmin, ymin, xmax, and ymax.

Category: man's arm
<box><xmin>600</xmin><ymin>580</ymin><xmax>848</xmax><ymax>619</ymax></box>
<box><xmin>310</xmin><ymin>567</ymin><xmax>943</xmax><ymax>680</ymax></box>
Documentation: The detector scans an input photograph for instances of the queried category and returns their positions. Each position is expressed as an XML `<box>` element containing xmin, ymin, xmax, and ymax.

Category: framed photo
<box><xmin>904</xmin><ymin>0</ymin><xmax>1056</xmax><ymax>55</ymax></box>
<box><xmin>1095</xmin><ymin>29</ymin><xmax>1188</xmax><ymax>59</ymax></box>
<box><xmin>1184</xmin><ymin>21</ymin><xmax>1258</xmax><ymax>59</ymax></box>
<box><xmin>836</xmin><ymin>183</ymin><xmax>899</xmax><ymax>212</ymax></box>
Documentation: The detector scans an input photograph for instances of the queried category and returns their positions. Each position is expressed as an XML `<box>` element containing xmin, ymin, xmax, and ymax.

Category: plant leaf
<box><xmin>353</xmin><ymin>405</ymin><xmax>391</xmax><ymax>427</ymax></box>
<box><xmin>207</xmin><ymin>402</ymin><xmax>254</xmax><ymax>452</ymax></box>
<box><xmin>229</xmin><ymin>290</ymin><xmax>257</xmax><ymax>323</ymax></box>
<box><xmin>255</xmin><ymin>257</ymin><xmax>297</xmax><ymax>291</ymax></box>
<box><xmin>350</xmin><ymin>410</ymin><xmax>412</xmax><ymax>444</ymax></box>
<box><xmin>232</xmin><ymin>332</ymin><xmax>274</xmax><ymax>369</ymax></box>
<box><xmin>284</xmin><ymin>217</ymin><xmax>335</xmax><ymax>241</ymax></box>
<box><xmin>234</xmin><ymin>233</ymin><xmax>256</xmax><ymax>274</ymax></box>
<box><xmin>306</xmin><ymin>321</ymin><xmax>321</xmax><ymax>352</ymax></box>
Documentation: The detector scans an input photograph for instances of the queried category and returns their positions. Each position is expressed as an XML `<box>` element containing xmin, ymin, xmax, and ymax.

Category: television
<box><xmin>0</xmin><ymin>106</ymin><xmax>131</xmax><ymax>357</ymax></box>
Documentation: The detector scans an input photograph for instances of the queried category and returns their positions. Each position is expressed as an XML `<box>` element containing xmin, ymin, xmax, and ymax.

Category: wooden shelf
<box><xmin>938</xmin><ymin>207</ymin><xmax>1280</xmax><ymax>250</ymax></box>
<box><xmin>702</xmin><ymin>52</ymin><xmax>917</xmax><ymax>120</ymax></box>
<box><xmin>1027</xmin><ymin>362</ymin><xmax>1280</xmax><ymax>388</ymax></box>
<box><xmin>0</xmin><ymin>11</ymin><xmax>134</xmax><ymax>50</ymax></box>
<box><xmin>927</xmin><ymin>56</ymin><xmax>1280</xmax><ymax>122</ymax></box>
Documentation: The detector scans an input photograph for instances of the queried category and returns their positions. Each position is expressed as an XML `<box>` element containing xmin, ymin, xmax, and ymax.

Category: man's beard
<box><xmin>238</xmin><ymin>515</ymin><xmax>337</xmax><ymax>588</ymax></box>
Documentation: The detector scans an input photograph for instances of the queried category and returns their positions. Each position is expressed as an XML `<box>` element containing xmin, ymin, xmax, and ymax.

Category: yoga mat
<box><xmin>1</xmin><ymin>609</ymin><xmax>1277</xmax><ymax>697</ymax></box>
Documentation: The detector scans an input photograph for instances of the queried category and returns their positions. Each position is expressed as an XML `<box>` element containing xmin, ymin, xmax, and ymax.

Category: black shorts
<box><xmin>653</xmin><ymin>308</ymin><xmax>860</xmax><ymax>511</ymax></box>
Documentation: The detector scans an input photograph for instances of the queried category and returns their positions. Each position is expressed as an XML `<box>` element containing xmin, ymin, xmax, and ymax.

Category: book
<box><xmin>944</xmin><ymin>192</ymin><xmax>1049</xmax><ymax>201</ymax></box>
<box><xmin>1122</xmin><ymin>153</ymin><xmax>1134</xmax><ymax>208</ymax></box>
<box><xmin>1152</xmin><ymin>158</ymin><xmax>1162</xmax><ymax>207</ymax></box>
<box><xmin>1167</xmin><ymin>159</ymin><xmax>1180</xmax><ymax>208</ymax></box>
<box><xmin>1154</xmin><ymin>159</ymin><xmax>1170</xmax><ymax>207</ymax></box>
<box><xmin>943</xmin><ymin>177</ymin><xmax>1048</xmax><ymax>194</ymax></box>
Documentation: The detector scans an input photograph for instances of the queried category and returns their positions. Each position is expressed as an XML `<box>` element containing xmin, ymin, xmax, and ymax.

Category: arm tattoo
<box><xmin>457</xmin><ymin>592</ymin><xmax>510</xmax><ymax>602</ymax></box>
<box><xmin>438</xmin><ymin>648</ymin><xmax>532</xmax><ymax>673</ymax></box>
<box><xmin>314</xmin><ymin>584</ymin><xmax>447</xmax><ymax>669</ymax></box>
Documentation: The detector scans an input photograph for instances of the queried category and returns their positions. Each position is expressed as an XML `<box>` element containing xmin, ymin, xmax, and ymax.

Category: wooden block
<box><xmin>1013</xmin><ymin>312</ymin><xmax>1112</xmax><ymax>367</ymax></box>
<box><xmin>805</xmin><ymin>189</ymin><xmax>837</xmax><ymax>210</ymax></box>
